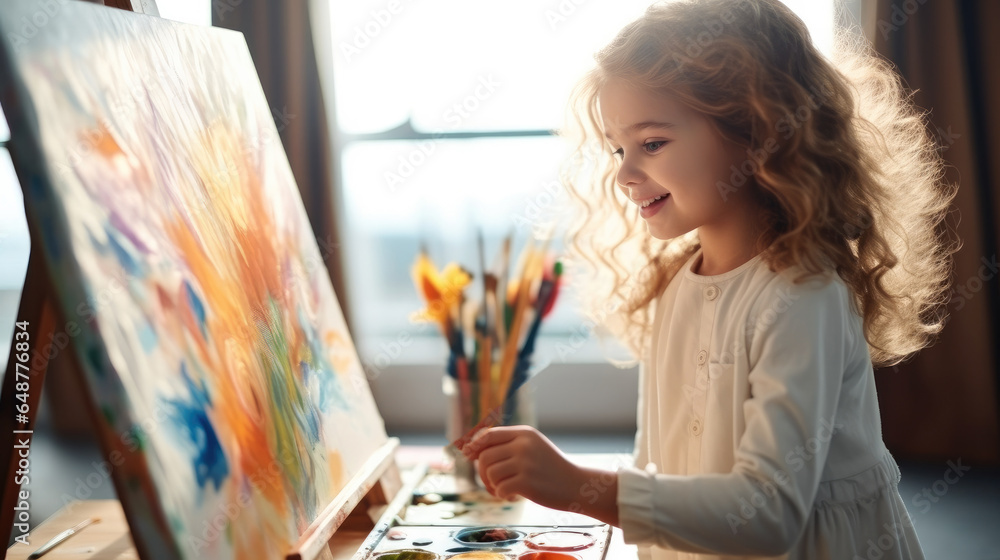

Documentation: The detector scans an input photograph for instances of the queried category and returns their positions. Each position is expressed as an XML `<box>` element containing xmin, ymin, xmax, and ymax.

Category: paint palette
<box><xmin>350</xmin><ymin>462</ymin><xmax>616</xmax><ymax>559</ymax></box>
<box><xmin>364</xmin><ymin>525</ymin><xmax>612</xmax><ymax>559</ymax></box>
<box><xmin>404</xmin><ymin>472</ymin><xmax>606</xmax><ymax>528</ymax></box>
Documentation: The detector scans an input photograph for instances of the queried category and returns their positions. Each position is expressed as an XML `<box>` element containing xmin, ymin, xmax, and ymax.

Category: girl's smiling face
<box><xmin>599</xmin><ymin>80</ymin><xmax>752</xmax><ymax>242</ymax></box>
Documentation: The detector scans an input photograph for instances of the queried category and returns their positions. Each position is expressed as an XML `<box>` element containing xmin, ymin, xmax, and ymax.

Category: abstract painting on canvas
<box><xmin>0</xmin><ymin>2</ymin><xmax>387</xmax><ymax>558</ymax></box>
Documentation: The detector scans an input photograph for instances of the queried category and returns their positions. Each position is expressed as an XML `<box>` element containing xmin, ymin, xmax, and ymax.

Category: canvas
<box><xmin>0</xmin><ymin>2</ymin><xmax>387</xmax><ymax>558</ymax></box>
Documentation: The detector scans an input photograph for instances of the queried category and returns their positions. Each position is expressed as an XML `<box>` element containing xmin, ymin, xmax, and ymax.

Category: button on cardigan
<box><xmin>617</xmin><ymin>246</ymin><xmax>925</xmax><ymax>560</ymax></box>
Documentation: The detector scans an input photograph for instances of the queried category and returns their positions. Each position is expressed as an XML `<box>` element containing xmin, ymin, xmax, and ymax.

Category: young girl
<box><xmin>463</xmin><ymin>1</ymin><xmax>958</xmax><ymax>558</ymax></box>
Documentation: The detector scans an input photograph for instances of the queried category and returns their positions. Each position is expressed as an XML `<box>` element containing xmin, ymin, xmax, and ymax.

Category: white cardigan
<box><xmin>617</xmin><ymin>246</ymin><xmax>925</xmax><ymax>560</ymax></box>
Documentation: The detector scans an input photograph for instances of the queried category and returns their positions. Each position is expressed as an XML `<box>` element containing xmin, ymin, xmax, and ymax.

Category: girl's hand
<box><xmin>462</xmin><ymin>426</ymin><xmax>582</xmax><ymax>509</ymax></box>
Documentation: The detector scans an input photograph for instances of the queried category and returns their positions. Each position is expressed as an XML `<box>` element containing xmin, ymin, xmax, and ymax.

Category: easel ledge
<box><xmin>288</xmin><ymin>438</ymin><xmax>403</xmax><ymax>560</ymax></box>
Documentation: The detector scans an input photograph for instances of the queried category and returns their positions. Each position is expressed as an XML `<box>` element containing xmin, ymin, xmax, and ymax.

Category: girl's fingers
<box><xmin>478</xmin><ymin>465</ymin><xmax>496</xmax><ymax>496</ymax></box>
<box><xmin>462</xmin><ymin>426</ymin><xmax>545</xmax><ymax>501</ymax></box>
<box><xmin>463</xmin><ymin>427</ymin><xmax>521</xmax><ymax>459</ymax></box>
<box><xmin>482</xmin><ymin>456</ymin><xmax>519</xmax><ymax>489</ymax></box>
<box><xmin>492</xmin><ymin>475</ymin><xmax>525</xmax><ymax>502</ymax></box>
<box><xmin>476</xmin><ymin>446</ymin><xmax>517</xmax><ymax>498</ymax></box>
<box><xmin>476</xmin><ymin>440</ymin><xmax>516</xmax><ymax>470</ymax></box>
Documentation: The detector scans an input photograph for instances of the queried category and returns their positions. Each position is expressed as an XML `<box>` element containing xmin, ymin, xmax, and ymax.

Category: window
<box><xmin>0</xmin><ymin>147</ymin><xmax>29</xmax><ymax>292</ymax></box>
<box><xmin>156</xmin><ymin>0</ymin><xmax>211</xmax><ymax>26</ymax></box>
<box><xmin>329</xmin><ymin>1</ymin><xmax>839</xmax><ymax>363</ymax></box>
<box><xmin>0</xmin><ymin>104</ymin><xmax>31</xmax><ymax>369</ymax></box>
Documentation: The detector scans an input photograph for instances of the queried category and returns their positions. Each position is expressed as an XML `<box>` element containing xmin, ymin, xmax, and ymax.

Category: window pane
<box><xmin>781</xmin><ymin>0</ymin><xmax>835</xmax><ymax>53</ymax></box>
<box><xmin>0</xmin><ymin>148</ymin><xmax>29</xmax><ymax>291</ymax></box>
<box><xmin>341</xmin><ymin>136</ymin><xmax>580</xmax><ymax>338</ymax></box>
<box><xmin>330</xmin><ymin>1</ymin><xmax>654</xmax><ymax>134</ymax></box>
<box><xmin>0</xmin><ymin>103</ymin><xmax>9</xmax><ymax>143</ymax></box>
<box><xmin>157</xmin><ymin>0</ymin><xmax>211</xmax><ymax>26</ymax></box>
<box><xmin>0</xmin><ymin>148</ymin><xmax>31</xmax><ymax>370</ymax></box>
<box><xmin>330</xmin><ymin>1</ymin><xmax>835</xmax><ymax>135</ymax></box>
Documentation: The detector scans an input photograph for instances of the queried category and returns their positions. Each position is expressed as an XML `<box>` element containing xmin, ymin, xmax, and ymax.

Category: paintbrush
<box><xmin>481</xmin><ymin>274</ymin><xmax>500</xmax><ymax>419</ymax></box>
<box><xmin>496</xmin><ymin>232</ymin><xmax>511</xmax><ymax>351</ymax></box>
<box><xmin>455</xmin><ymin>354</ymin><xmax>472</xmax><ymax>431</ymax></box>
<box><xmin>505</xmin><ymin>235</ymin><xmax>533</xmax><ymax>336</ymax></box>
<box><xmin>541</xmin><ymin>260</ymin><xmax>563</xmax><ymax>319</ymax></box>
<box><xmin>515</xmin><ymin>238</ymin><xmax>552</xmax><ymax>346</ymax></box>
<box><xmin>486</xmin><ymin>234</ymin><xmax>511</xmax><ymax>406</ymax></box>
<box><xmin>476</xmin><ymin>231</ymin><xmax>489</xmax><ymax>421</ymax></box>
<box><xmin>28</xmin><ymin>518</ymin><xmax>99</xmax><ymax>559</ymax></box>
<box><xmin>454</xmin><ymin>264</ymin><xmax>475</xmax><ymax>426</ymax></box>
<box><xmin>508</xmin><ymin>259</ymin><xmax>562</xmax><ymax>402</ymax></box>
<box><xmin>478</xmin><ymin>230</ymin><xmax>487</xmax><ymax>328</ymax></box>
<box><xmin>496</xmin><ymin>240</ymin><xmax>540</xmax><ymax>409</ymax></box>
<box><xmin>518</xmin><ymin>262</ymin><xmax>558</xmax><ymax>361</ymax></box>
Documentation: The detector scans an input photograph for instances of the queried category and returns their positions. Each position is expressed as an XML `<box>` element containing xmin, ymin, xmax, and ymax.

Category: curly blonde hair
<box><xmin>558</xmin><ymin>0</ymin><xmax>959</xmax><ymax>368</ymax></box>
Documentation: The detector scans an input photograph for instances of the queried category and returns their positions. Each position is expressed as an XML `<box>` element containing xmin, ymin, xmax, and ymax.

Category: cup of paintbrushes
<box><xmin>443</xmin><ymin>352</ymin><xmax>536</xmax><ymax>492</ymax></box>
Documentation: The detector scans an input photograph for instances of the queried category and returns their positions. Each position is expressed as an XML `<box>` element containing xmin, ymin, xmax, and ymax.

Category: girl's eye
<box><xmin>643</xmin><ymin>141</ymin><xmax>666</xmax><ymax>153</ymax></box>
<box><xmin>611</xmin><ymin>141</ymin><xmax>666</xmax><ymax>159</ymax></box>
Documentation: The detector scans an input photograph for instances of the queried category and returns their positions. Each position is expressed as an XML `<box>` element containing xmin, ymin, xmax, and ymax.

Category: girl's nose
<box><xmin>616</xmin><ymin>158</ymin><xmax>645</xmax><ymax>188</ymax></box>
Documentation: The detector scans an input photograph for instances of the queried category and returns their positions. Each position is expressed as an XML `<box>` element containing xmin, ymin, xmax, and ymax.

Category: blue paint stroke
<box><xmin>163</xmin><ymin>363</ymin><xmax>228</xmax><ymax>496</ymax></box>
<box><xmin>297</xmin><ymin>307</ymin><xmax>349</xmax><ymax>414</ymax></box>
<box><xmin>183</xmin><ymin>280</ymin><xmax>207</xmax><ymax>339</ymax></box>
<box><xmin>296</xmin><ymin>360</ymin><xmax>321</xmax><ymax>442</ymax></box>
<box><xmin>137</xmin><ymin>321</ymin><xmax>158</xmax><ymax>353</ymax></box>
<box><xmin>106</xmin><ymin>227</ymin><xmax>142</xmax><ymax>276</ymax></box>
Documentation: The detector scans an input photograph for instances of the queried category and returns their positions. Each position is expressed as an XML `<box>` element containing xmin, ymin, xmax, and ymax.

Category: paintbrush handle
<box><xmin>28</xmin><ymin>518</ymin><xmax>98</xmax><ymax>559</ymax></box>
<box><xmin>456</xmin><ymin>356</ymin><xmax>472</xmax><ymax>431</ymax></box>
<box><xmin>496</xmin><ymin>255</ymin><xmax>538</xmax><ymax>409</ymax></box>
<box><xmin>519</xmin><ymin>313</ymin><xmax>544</xmax><ymax>363</ymax></box>
<box><xmin>520</xmin><ymin>279</ymin><xmax>553</xmax><ymax>358</ymax></box>
<box><xmin>504</xmin><ymin>355</ymin><xmax>532</xmax><ymax>416</ymax></box>
<box><xmin>477</xmin><ymin>336</ymin><xmax>491</xmax><ymax>422</ymax></box>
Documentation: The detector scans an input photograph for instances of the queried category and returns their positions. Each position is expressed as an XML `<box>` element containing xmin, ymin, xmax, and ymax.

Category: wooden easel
<box><xmin>0</xmin><ymin>233</ymin><xmax>57</xmax><ymax>553</ymax></box>
<box><xmin>0</xmin><ymin>1</ymin><xmax>404</xmax><ymax>558</ymax></box>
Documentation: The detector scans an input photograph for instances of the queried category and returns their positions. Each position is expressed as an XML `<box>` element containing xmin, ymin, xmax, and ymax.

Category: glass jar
<box><xmin>443</xmin><ymin>355</ymin><xmax>536</xmax><ymax>491</ymax></box>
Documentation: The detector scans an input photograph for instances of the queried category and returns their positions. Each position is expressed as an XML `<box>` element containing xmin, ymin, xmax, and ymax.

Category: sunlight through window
<box><xmin>330</xmin><ymin>1</ymin><xmax>838</xmax><ymax>351</ymax></box>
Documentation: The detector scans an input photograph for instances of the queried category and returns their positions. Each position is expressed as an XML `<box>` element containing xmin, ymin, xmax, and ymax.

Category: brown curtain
<box><xmin>213</xmin><ymin>0</ymin><xmax>352</xmax><ymax>329</ymax></box>
<box><xmin>867</xmin><ymin>1</ymin><xmax>1000</xmax><ymax>465</ymax></box>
